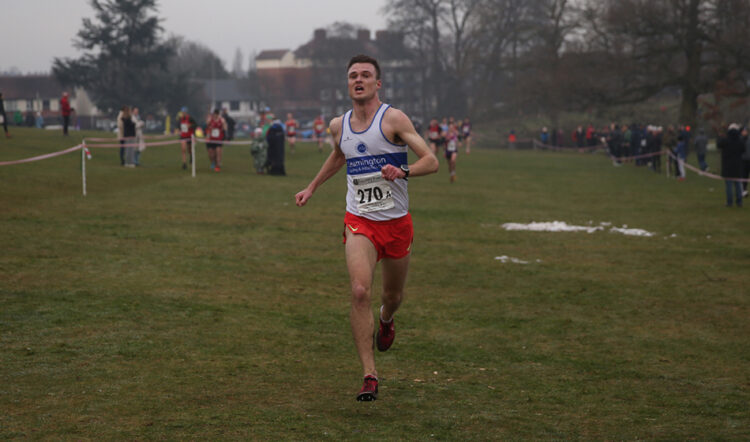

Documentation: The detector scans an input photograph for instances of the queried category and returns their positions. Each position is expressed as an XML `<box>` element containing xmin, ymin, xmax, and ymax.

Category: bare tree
<box><xmin>580</xmin><ymin>0</ymin><xmax>750</xmax><ymax>127</ymax></box>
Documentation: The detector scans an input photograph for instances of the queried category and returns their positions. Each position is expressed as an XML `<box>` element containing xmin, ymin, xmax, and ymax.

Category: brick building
<box><xmin>256</xmin><ymin>28</ymin><xmax>423</xmax><ymax>123</ymax></box>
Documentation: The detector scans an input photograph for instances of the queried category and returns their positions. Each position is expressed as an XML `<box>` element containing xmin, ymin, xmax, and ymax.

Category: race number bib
<box><xmin>352</xmin><ymin>172</ymin><xmax>394</xmax><ymax>213</ymax></box>
<box><xmin>211</xmin><ymin>128</ymin><xmax>220</xmax><ymax>138</ymax></box>
<box><xmin>180</xmin><ymin>123</ymin><xmax>188</xmax><ymax>133</ymax></box>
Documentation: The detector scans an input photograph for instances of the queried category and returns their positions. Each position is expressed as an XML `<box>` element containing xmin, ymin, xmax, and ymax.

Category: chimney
<box><xmin>314</xmin><ymin>29</ymin><xmax>326</xmax><ymax>41</ymax></box>
<box><xmin>357</xmin><ymin>29</ymin><xmax>370</xmax><ymax>41</ymax></box>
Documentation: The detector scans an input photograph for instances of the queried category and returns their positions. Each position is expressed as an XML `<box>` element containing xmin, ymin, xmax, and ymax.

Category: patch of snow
<box><xmin>501</xmin><ymin>221</ymin><xmax>656</xmax><ymax>237</ymax></box>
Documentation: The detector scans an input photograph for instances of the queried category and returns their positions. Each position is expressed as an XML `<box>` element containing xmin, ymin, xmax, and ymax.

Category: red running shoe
<box><xmin>356</xmin><ymin>375</ymin><xmax>378</xmax><ymax>401</ymax></box>
<box><xmin>376</xmin><ymin>315</ymin><xmax>395</xmax><ymax>352</ymax></box>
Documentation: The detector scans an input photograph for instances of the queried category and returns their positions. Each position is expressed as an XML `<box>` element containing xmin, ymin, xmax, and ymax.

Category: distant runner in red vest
<box><xmin>206</xmin><ymin>108</ymin><xmax>227</xmax><ymax>172</ymax></box>
<box><xmin>313</xmin><ymin>115</ymin><xmax>326</xmax><ymax>152</ymax></box>
<box><xmin>285</xmin><ymin>113</ymin><xmax>299</xmax><ymax>154</ymax></box>
<box><xmin>426</xmin><ymin>119</ymin><xmax>441</xmax><ymax>154</ymax></box>
<box><xmin>178</xmin><ymin>107</ymin><xmax>196</xmax><ymax>170</ymax></box>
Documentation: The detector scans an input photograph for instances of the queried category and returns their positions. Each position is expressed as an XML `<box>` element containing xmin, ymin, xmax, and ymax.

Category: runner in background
<box><xmin>178</xmin><ymin>107</ymin><xmax>196</xmax><ymax>170</ymax></box>
<box><xmin>439</xmin><ymin>117</ymin><xmax>449</xmax><ymax>153</ymax></box>
<box><xmin>206</xmin><ymin>109</ymin><xmax>227</xmax><ymax>172</ymax></box>
<box><xmin>313</xmin><ymin>114</ymin><xmax>326</xmax><ymax>152</ymax></box>
<box><xmin>220</xmin><ymin>108</ymin><xmax>235</xmax><ymax>169</ymax></box>
<box><xmin>446</xmin><ymin>122</ymin><xmax>459</xmax><ymax>182</ymax></box>
<box><xmin>461</xmin><ymin>117</ymin><xmax>472</xmax><ymax>154</ymax></box>
<box><xmin>285</xmin><ymin>113</ymin><xmax>299</xmax><ymax>153</ymax></box>
<box><xmin>426</xmin><ymin>118</ymin><xmax>441</xmax><ymax>154</ymax></box>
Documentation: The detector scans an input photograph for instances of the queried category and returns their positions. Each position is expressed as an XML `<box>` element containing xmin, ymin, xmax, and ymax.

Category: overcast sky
<box><xmin>1</xmin><ymin>0</ymin><xmax>390</xmax><ymax>73</ymax></box>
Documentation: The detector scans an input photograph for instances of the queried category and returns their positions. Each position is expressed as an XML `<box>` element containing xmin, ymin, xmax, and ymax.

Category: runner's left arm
<box><xmin>381</xmin><ymin>110</ymin><xmax>439</xmax><ymax>181</ymax></box>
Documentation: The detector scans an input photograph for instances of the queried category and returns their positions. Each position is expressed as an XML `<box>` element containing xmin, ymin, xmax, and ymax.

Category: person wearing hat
<box><xmin>718</xmin><ymin>123</ymin><xmax>744</xmax><ymax>207</ymax></box>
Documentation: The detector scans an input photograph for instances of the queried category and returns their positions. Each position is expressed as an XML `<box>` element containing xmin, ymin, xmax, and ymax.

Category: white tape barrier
<box><xmin>665</xmin><ymin>149</ymin><xmax>750</xmax><ymax>183</ymax></box>
<box><xmin>608</xmin><ymin>150</ymin><xmax>664</xmax><ymax>162</ymax></box>
<box><xmin>194</xmin><ymin>138</ymin><xmax>254</xmax><ymax>146</ymax></box>
<box><xmin>0</xmin><ymin>144</ymin><xmax>82</xmax><ymax>166</ymax></box>
<box><xmin>532</xmin><ymin>139</ymin><xmax>607</xmax><ymax>152</ymax></box>
<box><xmin>84</xmin><ymin>137</ymin><xmax>182</xmax><ymax>148</ymax></box>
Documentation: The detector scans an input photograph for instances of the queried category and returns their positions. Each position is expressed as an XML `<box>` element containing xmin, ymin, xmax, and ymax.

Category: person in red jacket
<box><xmin>60</xmin><ymin>92</ymin><xmax>74</xmax><ymax>136</ymax></box>
<box><xmin>205</xmin><ymin>108</ymin><xmax>227</xmax><ymax>172</ymax></box>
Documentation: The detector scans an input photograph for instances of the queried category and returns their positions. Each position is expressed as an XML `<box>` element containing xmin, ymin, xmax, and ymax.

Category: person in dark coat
<box><xmin>266</xmin><ymin>118</ymin><xmax>286</xmax><ymax>175</ymax></box>
<box><xmin>0</xmin><ymin>92</ymin><xmax>10</xmax><ymax>137</ymax></box>
<box><xmin>717</xmin><ymin>123</ymin><xmax>744</xmax><ymax>207</ymax></box>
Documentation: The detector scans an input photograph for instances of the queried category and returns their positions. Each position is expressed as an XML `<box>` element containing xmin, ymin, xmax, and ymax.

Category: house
<box><xmin>200</xmin><ymin>78</ymin><xmax>261</xmax><ymax>124</ymax></box>
<box><xmin>0</xmin><ymin>75</ymin><xmax>104</xmax><ymax>129</ymax></box>
<box><xmin>255</xmin><ymin>29</ymin><xmax>423</xmax><ymax>122</ymax></box>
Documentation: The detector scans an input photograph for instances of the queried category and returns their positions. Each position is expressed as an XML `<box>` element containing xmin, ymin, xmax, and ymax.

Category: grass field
<box><xmin>1</xmin><ymin>127</ymin><xmax>748</xmax><ymax>440</ymax></box>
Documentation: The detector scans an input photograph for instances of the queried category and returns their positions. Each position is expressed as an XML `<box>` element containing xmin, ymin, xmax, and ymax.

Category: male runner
<box><xmin>285</xmin><ymin>113</ymin><xmax>298</xmax><ymax>153</ymax></box>
<box><xmin>313</xmin><ymin>114</ymin><xmax>326</xmax><ymax>152</ymax></box>
<box><xmin>295</xmin><ymin>54</ymin><xmax>438</xmax><ymax>401</ymax></box>
<box><xmin>178</xmin><ymin>107</ymin><xmax>196</xmax><ymax>170</ymax></box>
<box><xmin>426</xmin><ymin>118</ymin><xmax>441</xmax><ymax>154</ymax></box>
<box><xmin>205</xmin><ymin>109</ymin><xmax>227</xmax><ymax>172</ymax></box>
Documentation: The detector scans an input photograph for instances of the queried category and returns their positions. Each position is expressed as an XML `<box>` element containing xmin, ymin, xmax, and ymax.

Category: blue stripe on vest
<box><xmin>346</xmin><ymin>152</ymin><xmax>407</xmax><ymax>175</ymax></box>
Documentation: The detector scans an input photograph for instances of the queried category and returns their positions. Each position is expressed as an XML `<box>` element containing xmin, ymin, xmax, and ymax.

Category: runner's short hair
<box><xmin>347</xmin><ymin>54</ymin><xmax>381</xmax><ymax>80</ymax></box>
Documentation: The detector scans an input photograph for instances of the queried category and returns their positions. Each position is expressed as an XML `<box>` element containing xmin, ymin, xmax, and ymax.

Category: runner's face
<box><xmin>347</xmin><ymin>63</ymin><xmax>380</xmax><ymax>101</ymax></box>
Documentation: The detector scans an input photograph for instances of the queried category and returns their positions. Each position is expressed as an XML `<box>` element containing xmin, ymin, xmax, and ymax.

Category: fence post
<box><xmin>81</xmin><ymin>140</ymin><xmax>87</xmax><ymax>197</ymax></box>
<box><xmin>191</xmin><ymin>135</ymin><xmax>196</xmax><ymax>178</ymax></box>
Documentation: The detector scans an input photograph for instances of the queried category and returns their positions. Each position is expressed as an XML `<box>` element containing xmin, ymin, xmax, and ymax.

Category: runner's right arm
<box><xmin>295</xmin><ymin>116</ymin><xmax>345</xmax><ymax>207</ymax></box>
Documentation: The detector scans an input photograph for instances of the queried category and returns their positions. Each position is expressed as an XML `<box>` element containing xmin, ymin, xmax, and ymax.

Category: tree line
<box><xmin>55</xmin><ymin>0</ymin><xmax>750</xmax><ymax>129</ymax></box>
<box><xmin>385</xmin><ymin>0</ymin><xmax>750</xmax><ymax>128</ymax></box>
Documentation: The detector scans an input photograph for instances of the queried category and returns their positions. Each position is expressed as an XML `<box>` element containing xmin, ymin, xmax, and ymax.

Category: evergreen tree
<box><xmin>52</xmin><ymin>0</ymin><xmax>175</xmax><ymax>115</ymax></box>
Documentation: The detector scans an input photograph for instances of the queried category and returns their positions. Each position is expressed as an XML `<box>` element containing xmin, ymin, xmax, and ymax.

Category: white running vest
<box><xmin>340</xmin><ymin>103</ymin><xmax>409</xmax><ymax>221</ymax></box>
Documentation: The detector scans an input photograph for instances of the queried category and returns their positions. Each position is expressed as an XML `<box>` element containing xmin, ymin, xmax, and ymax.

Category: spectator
<box><xmin>35</xmin><ymin>112</ymin><xmax>44</xmax><ymax>129</ymax></box>
<box><xmin>250</xmin><ymin>127</ymin><xmax>267</xmax><ymax>174</ymax></box>
<box><xmin>586</xmin><ymin>124</ymin><xmax>596</xmax><ymax>147</ymax></box>
<box><xmin>717</xmin><ymin>123</ymin><xmax>744</xmax><ymax>207</ymax></box>
<box><xmin>117</xmin><ymin>106</ymin><xmax>136</xmax><ymax>167</ymax></box>
<box><xmin>266</xmin><ymin>117</ymin><xmax>286</xmax><ymax>175</ymax></box>
<box><xmin>0</xmin><ymin>92</ymin><xmax>9</xmax><ymax>137</ymax></box>
<box><xmin>573</xmin><ymin>125</ymin><xmax>585</xmax><ymax>148</ymax></box>
<box><xmin>675</xmin><ymin>135</ymin><xmax>687</xmax><ymax>180</ymax></box>
<box><xmin>742</xmin><ymin>127</ymin><xmax>750</xmax><ymax>198</ymax></box>
<box><xmin>60</xmin><ymin>92</ymin><xmax>73</xmax><ymax>135</ymax></box>
<box><xmin>132</xmin><ymin>107</ymin><xmax>145</xmax><ymax>166</ymax></box>
<box><xmin>693</xmin><ymin>128</ymin><xmax>709</xmax><ymax>172</ymax></box>
<box><xmin>663</xmin><ymin>125</ymin><xmax>678</xmax><ymax>176</ymax></box>
<box><xmin>540</xmin><ymin>126</ymin><xmax>549</xmax><ymax>145</ymax></box>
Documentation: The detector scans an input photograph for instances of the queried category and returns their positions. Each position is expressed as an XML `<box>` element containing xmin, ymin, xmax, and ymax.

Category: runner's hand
<box><xmin>381</xmin><ymin>164</ymin><xmax>405</xmax><ymax>181</ymax></box>
<box><xmin>295</xmin><ymin>189</ymin><xmax>313</xmax><ymax>207</ymax></box>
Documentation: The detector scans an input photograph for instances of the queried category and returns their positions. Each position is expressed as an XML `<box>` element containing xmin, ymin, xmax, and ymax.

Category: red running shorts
<box><xmin>342</xmin><ymin>212</ymin><xmax>413</xmax><ymax>261</ymax></box>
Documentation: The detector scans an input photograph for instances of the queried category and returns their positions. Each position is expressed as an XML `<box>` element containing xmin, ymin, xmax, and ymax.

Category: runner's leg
<box><xmin>345</xmin><ymin>230</ymin><xmax>379</xmax><ymax>377</ymax></box>
<box><xmin>380</xmin><ymin>254</ymin><xmax>410</xmax><ymax>322</ymax></box>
